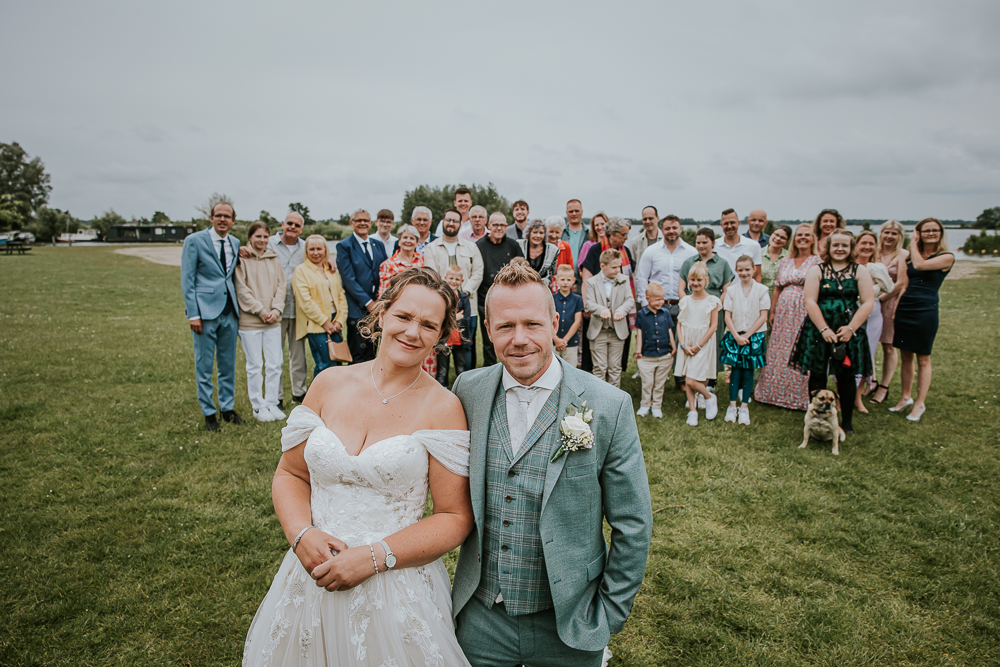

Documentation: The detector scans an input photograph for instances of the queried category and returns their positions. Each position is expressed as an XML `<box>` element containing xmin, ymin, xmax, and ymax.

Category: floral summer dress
<box><xmin>753</xmin><ymin>255</ymin><xmax>821</xmax><ymax>410</ymax></box>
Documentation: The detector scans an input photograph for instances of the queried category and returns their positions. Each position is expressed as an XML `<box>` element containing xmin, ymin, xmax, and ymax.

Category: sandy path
<box><xmin>114</xmin><ymin>247</ymin><xmax>183</xmax><ymax>266</ymax></box>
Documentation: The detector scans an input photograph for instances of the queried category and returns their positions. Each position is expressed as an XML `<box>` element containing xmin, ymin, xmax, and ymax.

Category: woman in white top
<box><xmin>243</xmin><ymin>267</ymin><xmax>475</xmax><ymax>667</ymax></box>
<box><xmin>854</xmin><ymin>230</ymin><xmax>894</xmax><ymax>413</ymax></box>
<box><xmin>720</xmin><ymin>255</ymin><xmax>771</xmax><ymax>425</ymax></box>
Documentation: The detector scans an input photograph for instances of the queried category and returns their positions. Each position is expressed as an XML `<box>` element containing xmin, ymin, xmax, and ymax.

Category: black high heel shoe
<box><xmin>869</xmin><ymin>383</ymin><xmax>890</xmax><ymax>405</ymax></box>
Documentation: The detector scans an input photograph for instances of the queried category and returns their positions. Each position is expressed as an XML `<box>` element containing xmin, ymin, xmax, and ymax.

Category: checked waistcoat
<box><xmin>473</xmin><ymin>382</ymin><xmax>562</xmax><ymax>616</ymax></box>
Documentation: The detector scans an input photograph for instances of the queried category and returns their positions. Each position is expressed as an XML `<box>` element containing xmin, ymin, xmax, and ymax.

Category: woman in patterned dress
<box><xmin>870</xmin><ymin>220</ymin><xmax>909</xmax><ymax>405</ymax></box>
<box><xmin>753</xmin><ymin>224</ymin><xmax>821</xmax><ymax>410</ymax></box>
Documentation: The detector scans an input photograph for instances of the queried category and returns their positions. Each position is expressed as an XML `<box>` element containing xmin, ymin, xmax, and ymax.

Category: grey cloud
<box><xmin>134</xmin><ymin>125</ymin><xmax>167</xmax><ymax>143</ymax></box>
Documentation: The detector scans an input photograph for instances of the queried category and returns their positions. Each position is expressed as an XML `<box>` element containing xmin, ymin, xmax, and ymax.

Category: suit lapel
<box><xmin>511</xmin><ymin>387</ymin><xmax>560</xmax><ymax>466</ymax></box>
<box><xmin>541</xmin><ymin>357</ymin><xmax>587</xmax><ymax>512</ymax></box>
<box><xmin>204</xmin><ymin>231</ymin><xmax>223</xmax><ymax>272</ymax></box>
<box><xmin>469</xmin><ymin>366</ymin><xmax>504</xmax><ymax>530</ymax></box>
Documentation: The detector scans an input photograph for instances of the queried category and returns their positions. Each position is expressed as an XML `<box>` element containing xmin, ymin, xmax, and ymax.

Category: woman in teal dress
<box><xmin>790</xmin><ymin>229</ymin><xmax>875</xmax><ymax>434</ymax></box>
<box><xmin>890</xmin><ymin>217</ymin><xmax>954</xmax><ymax>422</ymax></box>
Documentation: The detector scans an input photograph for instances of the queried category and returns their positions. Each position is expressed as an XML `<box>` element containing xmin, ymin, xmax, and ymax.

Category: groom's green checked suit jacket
<box><xmin>451</xmin><ymin>356</ymin><xmax>654</xmax><ymax>652</ymax></box>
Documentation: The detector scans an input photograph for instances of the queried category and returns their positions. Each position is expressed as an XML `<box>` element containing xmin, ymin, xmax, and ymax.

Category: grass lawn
<box><xmin>1</xmin><ymin>246</ymin><xmax>998</xmax><ymax>666</ymax></box>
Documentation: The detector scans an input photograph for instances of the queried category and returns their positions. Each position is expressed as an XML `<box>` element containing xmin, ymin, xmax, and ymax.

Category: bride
<box><xmin>243</xmin><ymin>267</ymin><xmax>474</xmax><ymax>666</ymax></box>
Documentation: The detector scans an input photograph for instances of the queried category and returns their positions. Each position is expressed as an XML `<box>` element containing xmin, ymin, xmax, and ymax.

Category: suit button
<box><xmin>503</xmin><ymin>520</ymin><xmax>510</xmax><ymax>527</ymax></box>
<box><xmin>501</xmin><ymin>545</ymin><xmax>509</xmax><ymax>552</ymax></box>
<box><xmin>507</xmin><ymin>470</ymin><xmax>515</xmax><ymax>477</ymax></box>
<box><xmin>505</xmin><ymin>495</ymin><xmax>512</xmax><ymax>503</ymax></box>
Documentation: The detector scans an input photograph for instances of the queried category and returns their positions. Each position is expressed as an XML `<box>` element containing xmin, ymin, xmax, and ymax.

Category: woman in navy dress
<box><xmin>890</xmin><ymin>217</ymin><xmax>954</xmax><ymax>422</ymax></box>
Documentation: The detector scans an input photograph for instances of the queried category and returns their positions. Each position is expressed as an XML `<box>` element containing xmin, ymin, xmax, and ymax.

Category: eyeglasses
<box><xmin>921</xmin><ymin>228</ymin><xmax>942</xmax><ymax>234</ymax></box>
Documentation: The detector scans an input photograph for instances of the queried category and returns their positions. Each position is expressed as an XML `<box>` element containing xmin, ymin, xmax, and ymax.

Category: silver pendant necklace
<box><xmin>370</xmin><ymin>363</ymin><xmax>421</xmax><ymax>405</ymax></box>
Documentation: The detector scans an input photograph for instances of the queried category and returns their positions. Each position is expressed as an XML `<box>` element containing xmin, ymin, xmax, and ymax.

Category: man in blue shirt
<box><xmin>552</xmin><ymin>265</ymin><xmax>584</xmax><ymax>367</ymax></box>
<box><xmin>743</xmin><ymin>209</ymin><xmax>770</xmax><ymax>248</ymax></box>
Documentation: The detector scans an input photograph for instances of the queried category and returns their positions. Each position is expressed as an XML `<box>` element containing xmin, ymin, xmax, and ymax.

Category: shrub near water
<box><xmin>1</xmin><ymin>247</ymin><xmax>999</xmax><ymax>666</ymax></box>
<box><xmin>962</xmin><ymin>229</ymin><xmax>1000</xmax><ymax>256</ymax></box>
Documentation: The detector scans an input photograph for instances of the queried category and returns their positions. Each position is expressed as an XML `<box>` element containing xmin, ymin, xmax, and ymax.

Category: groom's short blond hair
<box><xmin>484</xmin><ymin>262</ymin><xmax>556</xmax><ymax>321</ymax></box>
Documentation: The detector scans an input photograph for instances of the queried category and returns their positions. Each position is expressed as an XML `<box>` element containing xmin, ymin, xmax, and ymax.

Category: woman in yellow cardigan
<box><xmin>291</xmin><ymin>235</ymin><xmax>349</xmax><ymax>378</ymax></box>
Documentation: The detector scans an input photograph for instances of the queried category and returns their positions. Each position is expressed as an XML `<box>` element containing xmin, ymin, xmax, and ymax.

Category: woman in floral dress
<box><xmin>753</xmin><ymin>223</ymin><xmax>821</xmax><ymax>410</ymax></box>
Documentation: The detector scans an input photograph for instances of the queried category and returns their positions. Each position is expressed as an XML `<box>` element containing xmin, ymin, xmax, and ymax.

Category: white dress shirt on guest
<box><xmin>714</xmin><ymin>235</ymin><xmax>763</xmax><ymax>275</ymax></box>
<box><xmin>373</xmin><ymin>233</ymin><xmax>397</xmax><ymax>259</ymax></box>
<box><xmin>634</xmin><ymin>239</ymin><xmax>697</xmax><ymax>306</ymax></box>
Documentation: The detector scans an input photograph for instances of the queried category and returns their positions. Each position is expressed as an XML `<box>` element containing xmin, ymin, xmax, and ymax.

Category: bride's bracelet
<box><xmin>292</xmin><ymin>525</ymin><xmax>314</xmax><ymax>553</ymax></box>
<box><xmin>368</xmin><ymin>544</ymin><xmax>380</xmax><ymax>575</ymax></box>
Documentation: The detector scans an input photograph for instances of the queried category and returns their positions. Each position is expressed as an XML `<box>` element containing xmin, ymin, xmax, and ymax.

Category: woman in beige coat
<box><xmin>291</xmin><ymin>235</ymin><xmax>349</xmax><ymax>379</ymax></box>
<box><xmin>235</xmin><ymin>221</ymin><xmax>287</xmax><ymax>422</ymax></box>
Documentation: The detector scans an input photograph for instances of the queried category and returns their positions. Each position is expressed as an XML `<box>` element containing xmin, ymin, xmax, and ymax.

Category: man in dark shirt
<box><xmin>476</xmin><ymin>211</ymin><xmax>524</xmax><ymax>366</ymax></box>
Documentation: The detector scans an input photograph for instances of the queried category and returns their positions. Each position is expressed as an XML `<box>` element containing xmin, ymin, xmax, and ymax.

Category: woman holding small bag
<box><xmin>853</xmin><ymin>230</ymin><xmax>894</xmax><ymax>413</ymax></box>
<box><xmin>292</xmin><ymin>235</ymin><xmax>348</xmax><ymax>379</ymax></box>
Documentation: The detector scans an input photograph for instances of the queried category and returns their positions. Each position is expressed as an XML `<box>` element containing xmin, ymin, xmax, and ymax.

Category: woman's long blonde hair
<box><xmin>787</xmin><ymin>223</ymin><xmax>818</xmax><ymax>259</ymax></box>
<box><xmin>876</xmin><ymin>219</ymin><xmax>906</xmax><ymax>261</ymax></box>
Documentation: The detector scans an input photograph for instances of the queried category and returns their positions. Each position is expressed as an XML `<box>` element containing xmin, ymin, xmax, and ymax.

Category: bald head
<box><xmin>747</xmin><ymin>209</ymin><xmax>768</xmax><ymax>235</ymax></box>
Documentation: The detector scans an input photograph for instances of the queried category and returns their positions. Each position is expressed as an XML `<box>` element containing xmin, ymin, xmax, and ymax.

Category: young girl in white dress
<box><xmin>675</xmin><ymin>262</ymin><xmax>722</xmax><ymax>427</ymax></box>
<box><xmin>243</xmin><ymin>267</ymin><xmax>475</xmax><ymax>667</ymax></box>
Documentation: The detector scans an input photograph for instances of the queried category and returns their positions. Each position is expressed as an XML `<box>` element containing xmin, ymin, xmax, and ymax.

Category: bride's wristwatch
<box><xmin>377</xmin><ymin>540</ymin><xmax>396</xmax><ymax>570</ymax></box>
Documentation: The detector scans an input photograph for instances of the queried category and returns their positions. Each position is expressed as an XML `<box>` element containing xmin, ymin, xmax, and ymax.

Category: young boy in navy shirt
<box><xmin>552</xmin><ymin>264</ymin><xmax>584</xmax><ymax>367</ymax></box>
<box><xmin>634</xmin><ymin>282</ymin><xmax>676</xmax><ymax>417</ymax></box>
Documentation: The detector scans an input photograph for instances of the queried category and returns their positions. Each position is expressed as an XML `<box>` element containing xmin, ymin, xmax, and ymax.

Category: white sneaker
<box><xmin>686</xmin><ymin>410</ymin><xmax>699</xmax><ymax>426</ymax></box>
<box><xmin>651</xmin><ymin>408</ymin><xmax>663</xmax><ymax>418</ymax></box>
<box><xmin>267</xmin><ymin>405</ymin><xmax>287</xmax><ymax>422</ymax></box>
<box><xmin>725</xmin><ymin>406</ymin><xmax>738</xmax><ymax>423</ymax></box>
<box><xmin>636</xmin><ymin>406</ymin><xmax>651</xmax><ymax>417</ymax></box>
<box><xmin>738</xmin><ymin>406</ymin><xmax>750</xmax><ymax>425</ymax></box>
<box><xmin>253</xmin><ymin>408</ymin><xmax>273</xmax><ymax>422</ymax></box>
<box><xmin>705</xmin><ymin>394</ymin><xmax>719</xmax><ymax>420</ymax></box>
<box><xmin>696</xmin><ymin>394</ymin><xmax>706</xmax><ymax>409</ymax></box>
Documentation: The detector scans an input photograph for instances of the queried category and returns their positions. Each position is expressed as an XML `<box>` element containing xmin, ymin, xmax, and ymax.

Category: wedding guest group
<box><xmin>181</xmin><ymin>195</ymin><xmax>955</xmax><ymax>437</ymax></box>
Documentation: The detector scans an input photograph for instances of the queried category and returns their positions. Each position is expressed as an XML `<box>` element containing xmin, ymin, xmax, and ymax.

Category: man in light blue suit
<box><xmin>181</xmin><ymin>202</ymin><xmax>244</xmax><ymax>431</ymax></box>
<box><xmin>335</xmin><ymin>208</ymin><xmax>388</xmax><ymax>364</ymax></box>
<box><xmin>451</xmin><ymin>262</ymin><xmax>653</xmax><ymax>666</ymax></box>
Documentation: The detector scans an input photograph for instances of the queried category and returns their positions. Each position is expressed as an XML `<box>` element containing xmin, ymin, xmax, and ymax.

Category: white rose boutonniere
<box><xmin>551</xmin><ymin>402</ymin><xmax>595</xmax><ymax>462</ymax></box>
<box><xmin>614</xmin><ymin>274</ymin><xmax>627</xmax><ymax>286</ymax></box>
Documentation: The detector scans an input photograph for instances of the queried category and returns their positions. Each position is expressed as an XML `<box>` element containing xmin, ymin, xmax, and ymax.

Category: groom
<box><xmin>452</xmin><ymin>262</ymin><xmax>653</xmax><ymax>666</ymax></box>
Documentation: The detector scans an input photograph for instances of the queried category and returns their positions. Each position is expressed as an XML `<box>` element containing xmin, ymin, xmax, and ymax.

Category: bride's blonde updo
<box><xmin>359</xmin><ymin>266</ymin><xmax>458</xmax><ymax>344</ymax></box>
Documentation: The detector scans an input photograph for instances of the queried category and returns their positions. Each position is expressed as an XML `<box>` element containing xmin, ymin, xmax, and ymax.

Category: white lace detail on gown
<box><xmin>244</xmin><ymin>406</ymin><xmax>472</xmax><ymax>667</ymax></box>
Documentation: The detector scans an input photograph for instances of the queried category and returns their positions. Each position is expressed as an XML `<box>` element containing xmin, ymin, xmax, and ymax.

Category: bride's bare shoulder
<box><xmin>302</xmin><ymin>363</ymin><xmax>371</xmax><ymax>411</ymax></box>
<box><xmin>421</xmin><ymin>376</ymin><xmax>467</xmax><ymax>431</ymax></box>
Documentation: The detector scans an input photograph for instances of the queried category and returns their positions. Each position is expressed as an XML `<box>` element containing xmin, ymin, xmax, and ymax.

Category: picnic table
<box><xmin>2</xmin><ymin>238</ymin><xmax>32</xmax><ymax>255</ymax></box>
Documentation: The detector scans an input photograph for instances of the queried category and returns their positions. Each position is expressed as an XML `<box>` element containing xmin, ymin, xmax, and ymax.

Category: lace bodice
<box><xmin>280</xmin><ymin>406</ymin><xmax>471</xmax><ymax>547</ymax></box>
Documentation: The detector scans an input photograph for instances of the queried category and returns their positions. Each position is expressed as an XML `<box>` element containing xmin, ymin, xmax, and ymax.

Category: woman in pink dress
<box><xmin>753</xmin><ymin>224</ymin><xmax>821</xmax><ymax>410</ymax></box>
<box><xmin>870</xmin><ymin>220</ymin><xmax>909</xmax><ymax>405</ymax></box>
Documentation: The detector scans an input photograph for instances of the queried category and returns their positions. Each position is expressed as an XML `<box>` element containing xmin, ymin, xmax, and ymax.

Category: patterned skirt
<box><xmin>720</xmin><ymin>331</ymin><xmax>767</xmax><ymax>369</ymax></box>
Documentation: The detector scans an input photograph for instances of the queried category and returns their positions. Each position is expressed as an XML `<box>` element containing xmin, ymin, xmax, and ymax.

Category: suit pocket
<box><xmin>587</xmin><ymin>551</ymin><xmax>606</xmax><ymax>581</ymax></box>
<box><xmin>195</xmin><ymin>286</ymin><xmax>216</xmax><ymax>294</ymax></box>
<box><xmin>564</xmin><ymin>461</ymin><xmax>596</xmax><ymax>478</ymax></box>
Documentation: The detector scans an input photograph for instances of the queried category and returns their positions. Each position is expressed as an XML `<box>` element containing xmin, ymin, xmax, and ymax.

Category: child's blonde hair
<box><xmin>599</xmin><ymin>249</ymin><xmax>621</xmax><ymax>266</ymax></box>
<box><xmin>645</xmin><ymin>283</ymin><xmax>665</xmax><ymax>298</ymax></box>
<box><xmin>555</xmin><ymin>264</ymin><xmax>576</xmax><ymax>278</ymax></box>
<box><xmin>444</xmin><ymin>265</ymin><xmax>464</xmax><ymax>279</ymax></box>
<box><xmin>687</xmin><ymin>261</ymin><xmax>709</xmax><ymax>283</ymax></box>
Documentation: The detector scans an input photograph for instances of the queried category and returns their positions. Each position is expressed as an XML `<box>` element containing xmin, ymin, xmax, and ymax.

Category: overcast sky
<box><xmin>2</xmin><ymin>1</ymin><xmax>998</xmax><ymax>223</ymax></box>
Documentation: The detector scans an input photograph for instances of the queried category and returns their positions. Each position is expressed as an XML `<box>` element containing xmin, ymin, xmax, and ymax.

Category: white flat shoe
<box><xmin>906</xmin><ymin>405</ymin><xmax>926</xmax><ymax>422</ymax></box>
<box><xmin>686</xmin><ymin>410</ymin><xmax>699</xmax><ymax>426</ymax></box>
<box><xmin>889</xmin><ymin>398</ymin><xmax>914</xmax><ymax>413</ymax></box>
<box><xmin>738</xmin><ymin>406</ymin><xmax>750</xmax><ymax>425</ymax></box>
<box><xmin>253</xmin><ymin>408</ymin><xmax>273</xmax><ymax>423</ymax></box>
<box><xmin>724</xmin><ymin>406</ymin><xmax>738</xmax><ymax>423</ymax></box>
<box><xmin>636</xmin><ymin>406</ymin><xmax>651</xmax><ymax>417</ymax></box>
<box><xmin>651</xmin><ymin>408</ymin><xmax>663</xmax><ymax>418</ymax></box>
<box><xmin>267</xmin><ymin>405</ymin><xmax>287</xmax><ymax>422</ymax></box>
<box><xmin>705</xmin><ymin>395</ymin><xmax>719</xmax><ymax>420</ymax></box>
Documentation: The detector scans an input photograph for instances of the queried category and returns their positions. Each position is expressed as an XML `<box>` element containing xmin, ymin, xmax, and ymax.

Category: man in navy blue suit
<box><xmin>181</xmin><ymin>202</ymin><xmax>244</xmax><ymax>431</ymax></box>
<box><xmin>336</xmin><ymin>208</ymin><xmax>388</xmax><ymax>363</ymax></box>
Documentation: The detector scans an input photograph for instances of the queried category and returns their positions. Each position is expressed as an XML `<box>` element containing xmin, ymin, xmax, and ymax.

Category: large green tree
<box><xmin>0</xmin><ymin>142</ymin><xmax>52</xmax><ymax>230</ymax></box>
<box><xmin>975</xmin><ymin>206</ymin><xmax>1000</xmax><ymax>230</ymax></box>
<box><xmin>288</xmin><ymin>202</ymin><xmax>315</xmax><ymax>225</ymax></box>
<box><xmin>401</xmin><ymin>183</ymin><xmax>511</xmax><ymax>225</ymax></box>
<box><xmin>89</xmin><ymin>208</ymin><xmax>127</xmax><ymax>236</ymax></box>
<box><xmin>32</xmin><ymin>206</ymin><xmax>79</xmax><ymax>244</ymax></box>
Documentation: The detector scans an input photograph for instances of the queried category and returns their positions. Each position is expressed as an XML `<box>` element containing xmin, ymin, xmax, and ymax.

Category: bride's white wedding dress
<box><xmin>243</xmin><ymin>406</ymin><xmax>472</xmax><ymax>667</ymax></box>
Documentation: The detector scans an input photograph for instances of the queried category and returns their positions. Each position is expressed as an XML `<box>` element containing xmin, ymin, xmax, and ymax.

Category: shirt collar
<box><xmin>501</xmin><ymin>356</ymin><xmax>563</xmax><ymax>392</ymax></box>
<box><xmin>353</xmin><ymin>232</ymin><xmax>371</xmax><ymax>246</ymax></box>
<box><xmin>208</xmin><ymin>228</ymin><xmax>227</xmax><ymax>244</ymax></box>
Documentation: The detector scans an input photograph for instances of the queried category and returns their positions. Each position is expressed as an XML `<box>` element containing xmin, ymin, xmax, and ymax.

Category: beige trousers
<box><xmin>590</xmin><ymin>328</ymin><xmax>625</xmax><ymax>387</ymax></box>
<box><xmin>556</xmin><ymin>344</ymin><xmax>580</xmax><ymax>367</ymax></box>
<box><xmin>280</xmin><ymin>318</ymin><xmax>308</xmax><ymax>398</ymax></box>
<box><xmin>637</xmin><ymin>354</ymin><xmax>674</xmax><ymax>409</ymax></box>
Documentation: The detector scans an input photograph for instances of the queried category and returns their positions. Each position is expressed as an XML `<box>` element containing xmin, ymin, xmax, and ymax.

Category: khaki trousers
<box><xmin>637</xmin><ymin>354</ymin><xmax>674</xmax><ymax>409</ymax></box>
<box><xmin>280</xmin><ymin>318</ymin><xmax>308</xmax><ymax>398</ymax></box>
<box><xmin>590</xmin><ymin>328</ymin><xmax>624</xmax><ymax>387</ymax></box>
<box><xmin>556</xmin><ymin>344</ymin><xmax>580</xmax><ymax>367</ymax></box>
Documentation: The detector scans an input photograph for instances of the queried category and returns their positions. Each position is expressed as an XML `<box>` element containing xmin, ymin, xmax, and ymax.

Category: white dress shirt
<box><xmin>501</xmin><ymin>358</ymin><xmax>563</xmax><ymax>456</ymax></box>
<box><xmin>714</xmin><ymin>235</ymin><xmax>763</xmax><ymax>274</ymax></box>
<box><xmin>209</xmin><ymin>227</ymin><xmax>235</xmax><ymax>269</ymax></box>
<box><xmin>634</xmin><ymin>239</ymin><xmax>697</xmax><ymax>306</ymax></box>
<box><xmin>374</xmin><ymin>233</ymin><xmax>397</xmax><ymax>259</ymax></box>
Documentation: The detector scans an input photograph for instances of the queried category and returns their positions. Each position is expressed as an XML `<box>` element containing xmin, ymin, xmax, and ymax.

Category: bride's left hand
<box><xmin>311</xmin><ymin>544</ymin><xmax>379</xmax><ymax>591</ymax></box>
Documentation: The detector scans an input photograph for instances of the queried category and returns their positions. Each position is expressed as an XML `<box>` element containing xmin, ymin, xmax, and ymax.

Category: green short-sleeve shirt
<box><xmin>679</xmin><ymin>253</ymin><xmax>735</xmax><ymax>299</ymax></box>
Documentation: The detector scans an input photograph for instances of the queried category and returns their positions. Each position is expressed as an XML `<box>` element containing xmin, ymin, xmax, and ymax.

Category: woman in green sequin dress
<box><xmin>790</xmin><ymin>229</ymin><xmax>875</xmax><ymax>434</ymax></box>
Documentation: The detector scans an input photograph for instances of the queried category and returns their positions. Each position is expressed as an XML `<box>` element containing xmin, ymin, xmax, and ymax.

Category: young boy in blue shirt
<box><xmin>552</xmin><ymin>264</ymin><xmax>584</xmax><ymax>368</ymax></box>
<box><xmin>634</xmin><ymin>282</ymin><xmax>676</xmax><ymax>417</ymax></box>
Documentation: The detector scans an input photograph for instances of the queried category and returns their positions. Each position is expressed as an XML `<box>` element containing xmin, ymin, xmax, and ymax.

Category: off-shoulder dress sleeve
<box><xmin>413</xmin><ymin>430</ymin><xmax>471</xmax><ymax>478</ymax></box>
<box><xmin>280</xmin><ymin>405</ymin><xmax>326</xmax><ymax>452</ymax></box>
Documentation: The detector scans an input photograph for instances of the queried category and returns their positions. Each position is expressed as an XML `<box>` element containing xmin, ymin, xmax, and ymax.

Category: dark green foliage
<box><xmin>288</xmin><ymin>202</ymin><xmax>315</xmax><ymax>225</ymax></box>
<box><xmin>151</xmin><ymin>211</ymin><xmax>171</xmax><ymax>225</ymax></box>
<box><xmin>0</xmin><ymin>141</ymin><xmax>52</xmax><ymax>230</ymax></box>
<box><xmin>962</xmin><ymin>228</ymin><xmax>1000</xmax><ymax>255</ymax></box>
<box><xmin>681</xmin><ymin>229</ymin><xmax>697</xmax><ymax>246</ymax></box>
<box><xmin>258</xmin><ymin>210</ymin><xmax>279</xmax><ymax>227</ymax></box>
<box><xmin>401</xmin><ymin>183</ymin><xmax>511</xmax><ymax>225</ymax></box>
<box><xmin>30</xmin><ymin>206</ymin><xmax>79</xmax><ymax>243</ymax></box>
<box><xmin>974</xmin><ymin>207</ymin><xmax>1000</xmax><ymax>230</ymax></box>
<box><xmin>88</xmin><ymin>209</ymin><xmax>127</xmax><ymax>236</ymax></box>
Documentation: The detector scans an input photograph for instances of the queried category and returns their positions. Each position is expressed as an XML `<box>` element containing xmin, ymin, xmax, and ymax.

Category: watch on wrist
<box><xmin>377</xmin><ymin>540</ymin><xmax>396</xmax><ymax>570</ymax></box>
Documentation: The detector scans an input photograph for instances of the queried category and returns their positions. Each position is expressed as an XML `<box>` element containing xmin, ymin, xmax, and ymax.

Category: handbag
<box><xmin>327</xmin><ymin>331</ymin><xmax>352</xmax><ymax>363</ymax></box>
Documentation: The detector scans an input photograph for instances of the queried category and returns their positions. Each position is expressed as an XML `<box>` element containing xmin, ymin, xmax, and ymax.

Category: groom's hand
<box><xmin>311</xmin><ymin>545</ymin><xmax>379</xmax><ymax>591</ymax></box>
<box><xmin>296</xmin><ymin>529</ymin><xmax>348</xmax><ymax>574</ymax></box>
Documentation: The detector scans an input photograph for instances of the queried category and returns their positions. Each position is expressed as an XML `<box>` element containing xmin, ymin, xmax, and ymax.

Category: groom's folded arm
<box><xmin>596</xmin><ymin>394</ymin><xmax>654</xmax><ymax>633</ymax></box>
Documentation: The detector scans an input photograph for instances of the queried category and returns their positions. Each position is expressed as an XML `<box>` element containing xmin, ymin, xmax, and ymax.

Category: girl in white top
<box><xmin>675</xmin><ymin>261</ymin><xmax>722</xmax><ymax>426</ymax></box>
<box><xmin>720</xmin><ymin>255</ymin><xmax>771</xmax><ymax>425</ymax></box>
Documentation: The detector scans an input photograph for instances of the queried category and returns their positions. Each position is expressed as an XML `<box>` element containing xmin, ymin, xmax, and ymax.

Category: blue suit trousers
<box><xmin>192</xmin><ymin>312</ymin><xmax>238</xmax><ymax>415</ymax></box>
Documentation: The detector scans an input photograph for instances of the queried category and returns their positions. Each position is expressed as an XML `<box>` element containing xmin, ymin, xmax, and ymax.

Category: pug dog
<box><xmin>800</xmin><ymin>389</ymin><xmax>845</xmax><ymax>455</ymax></box>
